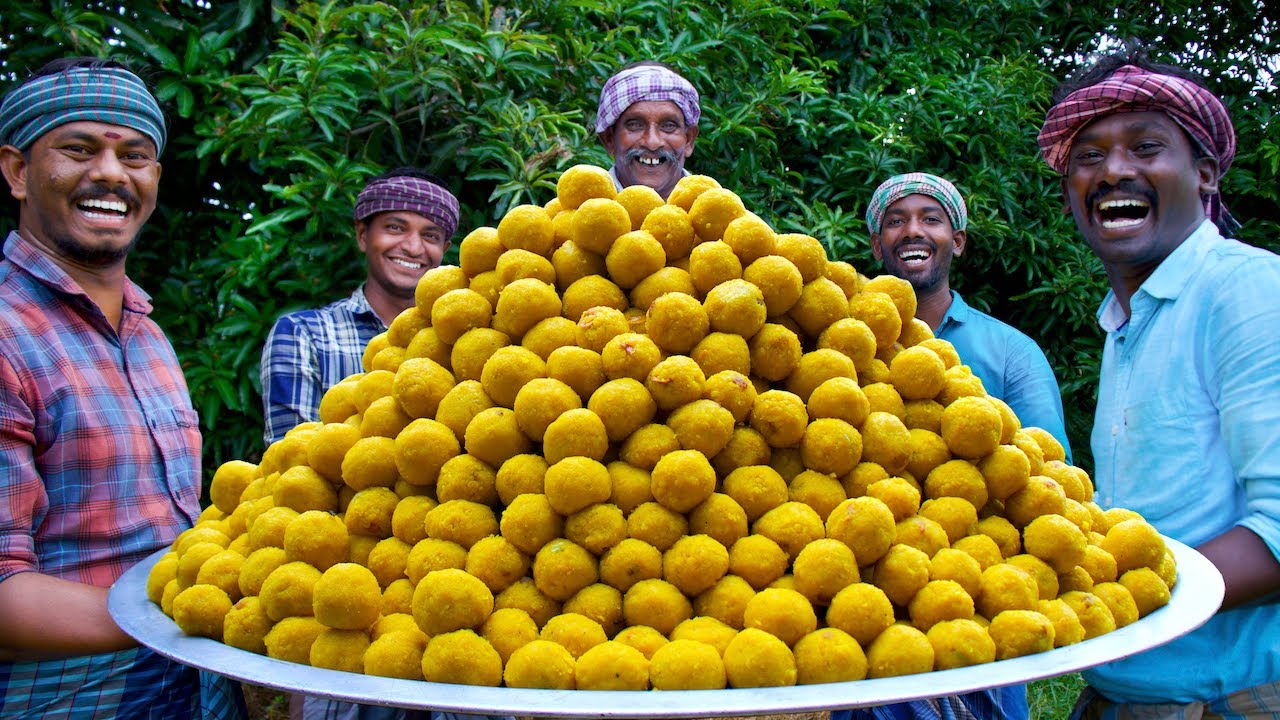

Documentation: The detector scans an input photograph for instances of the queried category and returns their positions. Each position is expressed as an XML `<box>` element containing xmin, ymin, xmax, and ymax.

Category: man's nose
<box><xmin>88</xmin><ymin>149</ymin><xmax>129</xmax><ymax>186</ymax></box>
<box><xmin>1101</xmin><ymin>148</ymin><xmax>1137</xmax><ymax>186</ymax></box>
<box><xmin>642</xmin><ymin>122</ymin><xmax>663</xmax><ymax>147</ymax></box>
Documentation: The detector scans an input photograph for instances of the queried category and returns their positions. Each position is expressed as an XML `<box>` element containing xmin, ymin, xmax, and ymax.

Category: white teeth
<box><xmin>898</xmin><ymin>249</ymin><xmax>930</xmax><ymax>262</ymax></box>
<box><xmin>80</xmin><ymin>199</ymin><xmax>127</xmax><ymax>213</ymax></box>
<box><xmin>638</xmin><ymin>157</ymin><xmax>661</xmax><ymax>166</ymax></box>
<box><xmin>1102</xmin><ymin>218</ymin><xmax>1145</xmax><ymax>229</ymax></box>
<box><xmin>390</xmin><ymin>258</ymin><xmax>424</xmax><ymax>269</ymax></box>
<box><xmin>1098</xmin><ymin>199</ymin><xmax>1149</xmax><ymax>210</ymax></box>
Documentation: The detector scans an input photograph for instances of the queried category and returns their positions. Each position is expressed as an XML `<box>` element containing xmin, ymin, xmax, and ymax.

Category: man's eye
<box><xmin>661</xmin><ymin>122</ymin><xmax>680</xmax><ymax>133</ymax></box>
<box><xmin>624</xmin><ymin>120</ymin><xmax>644</xmax><ymax>131</ymax></box>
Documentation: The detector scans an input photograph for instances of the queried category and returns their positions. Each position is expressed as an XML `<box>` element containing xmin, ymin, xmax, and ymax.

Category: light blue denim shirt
<box><xmin>1084</xmin><ymin>220</ymin><xmax>1280</xmax><ymax>703</ymax></box>
<box><xmin>938</xmin><ymin>291</ymin><xmax>1072</xmax><ymax>461</ymax></box>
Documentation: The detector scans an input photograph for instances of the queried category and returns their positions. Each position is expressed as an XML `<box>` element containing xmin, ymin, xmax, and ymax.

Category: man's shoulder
<box><xmin>946</xmin><ymin>295</ymin><xmax>1040</xmax><ymax>346</ymax></box>
<box><xmin>272</xmin><ymin>290</ymin><xmax>369</xmax><ymax>332</ymax></box>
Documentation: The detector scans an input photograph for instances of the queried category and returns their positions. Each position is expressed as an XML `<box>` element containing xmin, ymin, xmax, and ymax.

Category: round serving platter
<box><xmin>109</xmin><ymin>536</ymin><xmax>1222</xmax><ymax>717</ymax></box>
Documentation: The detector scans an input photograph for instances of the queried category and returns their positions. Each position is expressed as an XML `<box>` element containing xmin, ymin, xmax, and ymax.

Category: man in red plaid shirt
<box><xmin>0</xmin><ymin>57</ymin><xmax>241</xmax><ymax>718</ymax></box>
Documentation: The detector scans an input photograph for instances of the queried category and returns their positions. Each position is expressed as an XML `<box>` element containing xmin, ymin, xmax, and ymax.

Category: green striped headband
<box><xmin>0</xmin><ymin>66</ymin><xmax>166</xmax><ymax>155</ymax></box>
<box><xmin>866</xmin><ymin>172</ymin><xmax>967</xmax><ymax>234</ymax></box>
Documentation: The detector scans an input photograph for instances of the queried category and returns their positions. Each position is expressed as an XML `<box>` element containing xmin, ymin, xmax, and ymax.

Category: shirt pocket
<box><xmin>1117</xmin><ymin>394</ymin><xmax>1209</xmax><ymax>525</ymax></box>
<box><xmin>149</xmin><ymin>406</ymin><xmax>203</xmax><ymax>518</ymax></box>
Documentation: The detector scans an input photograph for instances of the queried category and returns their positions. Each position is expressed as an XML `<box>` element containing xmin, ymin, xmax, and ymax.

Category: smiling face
<box><xmin>870</xmin><ymin>193</ymin><xmax>966</xmax><ymax>299</ymax></box>
<box><xmin>357</xmin><ymin>210</ymin><xmax>449</xmax><ymax>304</ymax></box>
<box><xmin>598</xmin><ymin>100</ymin><xmax>698</xmax><ymax>200</ymax></box>
<box><xmin>0</xmin><ymin>120</ymin><xmax>161</xmax><ymax>269</ymax></box>
<box><xmin>1063</xmin><ymin>110</ymin><xmax>1218</xmax><ymax>296</ymax></box>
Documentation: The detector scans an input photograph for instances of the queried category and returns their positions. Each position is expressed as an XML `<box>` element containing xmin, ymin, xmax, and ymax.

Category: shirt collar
<box><xmin>349</xmin><ymin>284</ymin><xmax>386</xmax><ymax>327</ymax></box>
<box><xmin>3</xmin><ymin>230</ymin><xmax>152</xmax><ymax>314</ymax></box>
<box><xmin>938</xmin><ymin>290</ymin><xmax>969</xmax><ymax>331</ymax></box>
<box><xmin>1096</xmin><ymin>219</ymin><xmax>1221</xmax><ymax>332</ymax></box>
<box><xmin>606</xmin><ymin>164</ymin><xmax>691</xmax><ymax>194</ymax></box>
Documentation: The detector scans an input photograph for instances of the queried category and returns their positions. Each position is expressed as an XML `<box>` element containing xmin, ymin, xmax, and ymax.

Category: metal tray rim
<box><xmin>107</xmin><ymin>536</ymin><xmax>1223</xmax><ymax>717</ymax></box>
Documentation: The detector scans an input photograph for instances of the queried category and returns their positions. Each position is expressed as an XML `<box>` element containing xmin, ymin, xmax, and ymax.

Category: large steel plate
<box><xmin>108</xmin><ymin>537</ymin><xmax>1222</xmax><ymax>717</ymax></box>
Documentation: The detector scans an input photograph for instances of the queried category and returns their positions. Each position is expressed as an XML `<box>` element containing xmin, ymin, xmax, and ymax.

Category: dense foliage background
<box><xmin>2</xmin><ymin>0</ymin><xmax>1277</xmax><ymax>485</ymax></box>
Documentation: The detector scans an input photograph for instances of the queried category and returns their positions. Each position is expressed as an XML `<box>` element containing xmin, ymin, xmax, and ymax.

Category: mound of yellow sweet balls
<box><xmin>151</xmin><ymin>164</ymin><xmax>1176</xmax><ymax>691</ymax></box>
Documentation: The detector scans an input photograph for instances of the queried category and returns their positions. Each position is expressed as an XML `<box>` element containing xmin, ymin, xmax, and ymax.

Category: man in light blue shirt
<box><xmin>1040</xmin><ymin>48</ymin><xmax>1280</xmax><ymax>717</ymax></box>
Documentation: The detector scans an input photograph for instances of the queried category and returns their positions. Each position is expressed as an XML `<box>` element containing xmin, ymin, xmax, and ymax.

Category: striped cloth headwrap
<box><xmin>354</xmin><ymin>175</ymin><xmax>460</xmax><ymax>240</ymax></box>
<box><xmin>594</xmin><ymin>65</ymin><xmax>700</xmax><ymax>134</ymax></box>
<box><xmin>866</xmin><ymin>172</ymin><xmax>968</xmax><ymax>234</ymax></box>
<box><xmin>0</xmin><ymin>66</ymin><xmax>166</xmax><ymax>155</ymax></box>
<box><xmin>1038</xmin><ymin>64</ymin><xmax>1235</xmax><ymax>220</ymax></box>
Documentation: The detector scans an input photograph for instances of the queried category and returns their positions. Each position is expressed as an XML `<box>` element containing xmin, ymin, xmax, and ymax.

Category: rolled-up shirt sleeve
<box><xmin>260</xmin><ymin>315</ymin><xmax>322</xmax><ymax>447</ymax></box>
<box><xmin>0</xmin><ymin>355</ymin><xmax>45</xmax><ymax>584</ymax></box>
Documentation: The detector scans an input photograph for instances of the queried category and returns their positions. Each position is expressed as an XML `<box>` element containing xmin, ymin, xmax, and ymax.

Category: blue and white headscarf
<box><xmin>866</xmin><ymin>172</ymin><xmax>968</xmax><ymax>234</ymax></box>
<box><xmin>0</xmin><ymin>66</ymin><xmax>166</xmax><ymax>155</ymax></box>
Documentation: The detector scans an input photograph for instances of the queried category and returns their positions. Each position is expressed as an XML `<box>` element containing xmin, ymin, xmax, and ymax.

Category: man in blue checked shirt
<box><xmin>261</xmin><ymin>169</ymin><xmax>517</xmax><ymax>720</ymax></box>
<box><xmin>260</xmin><ymin>167</ymin><xmax>459</xmax><ymax>447</ymax></box>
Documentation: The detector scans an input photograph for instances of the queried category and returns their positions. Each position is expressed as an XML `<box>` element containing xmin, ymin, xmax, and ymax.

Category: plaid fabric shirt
<box><xmin>0</xmin><ymin>231</ymin><xmax>241</xmax><ymax>717</ymax></box>
<box><xmin>260</xmin><ymin>286</ymin><xmax>385</xmax><ymax>445</ymax></box>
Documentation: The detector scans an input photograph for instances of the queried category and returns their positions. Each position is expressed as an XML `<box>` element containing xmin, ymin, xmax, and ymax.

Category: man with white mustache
<box><xmin>595</xmin><ymin>62</ymin><xmax>700</xmax><ymax>200</ymax></box>
<box><xmin>260</xmin><ymin>167</ymin><xmax>459</xmax><ymax>445</ymax></box>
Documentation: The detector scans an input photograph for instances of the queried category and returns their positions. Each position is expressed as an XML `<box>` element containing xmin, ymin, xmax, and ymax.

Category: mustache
<box><xmin>623</xmin><ymin>146</ymin><xmax>679</xmax><ymax>164</ymax></box>
<box><xmin>1087</xmin><ymin>181</ymin><xmax>1157</xmax><ymax>213</ymax></box>
<box><xmin>72</xmin><ymin>184</ymin><xmax>141</xmax><ymax>210</ymax></box>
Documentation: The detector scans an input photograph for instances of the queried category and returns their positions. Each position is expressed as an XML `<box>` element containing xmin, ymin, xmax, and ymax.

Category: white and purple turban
<box><xmin>0</xmin><ymin>66</ymin><xmax>166</xmax><ymax>155</ymax></box>
<box><xmin>594</xmin><ymin>65</ymin><xmax>700</xmax><ymax>134</ymax></box>
<box><xmin>355</xmin><ymin>175</ymin><xmax>460</xmax><ymax>240</ymax></box>
<box><xmin>1039</xmin><ymin>64</ymin><xmax>1235</xmax><ymax>221</ymax></box>
<box><xmin>866</xmin><ymin>173</ymin><xmax>968</xmax><ymax>235</ymax></box>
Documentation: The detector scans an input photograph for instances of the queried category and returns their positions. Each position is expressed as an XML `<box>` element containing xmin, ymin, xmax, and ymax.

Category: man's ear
<box><xmin>1196</xmin><ymin>155</ymin><xmax>1220</xmax><ymax>197</ymax></box>
<box><xmin>952</xmin><ymin>229</ymin><xmax>967</xmax><ymax>258</ymax></box>
<box><xmin>870</xmin><ymin>232</ymin><xmax>883</xmax><ymax>262</ymax></box>
<box><xmin>598</xmin><ymin>129</ymin><xmax>615</xmax><ymax>157</ymax></box>
<box><xmin>682</xmin><ymin>125</ymin><xmax>699</xmax><ymax>159</ymax></box>
<box><xmin>1059</xmin><ymin>176</ymin><xmax>1071</xmax><ymax>215</ymax></box>
<box><xmin>0</xmin><ymin>145</ymin><xmax>29</xmax><ymax>201</ymax></box>
<box><xmin>355</xmin><ymin>220</ymin><xmax>369</xmax><ymax>252</ymax></box>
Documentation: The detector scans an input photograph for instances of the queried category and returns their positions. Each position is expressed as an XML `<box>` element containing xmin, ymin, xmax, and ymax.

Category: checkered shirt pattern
<box><xmin>260</xmin><ymin>286</ymin><xmax>385</xmax><ymax>445</ymax></box>
<box><xmin>594</xmin><ymin>65</ymin><xmax>700</xmax><ymax>133</ymax></box>
<box><xmin>0</xmin><ymin>66</ymin><xmax>166</xmax><ymax>154</ymax></box>
<box><xmin>0</xmin><ymin>231</ymin><xmax>237</xmax><ymax>717</ymax></box>
<box><xmin>1038</xmin><ymin>64</ymin><xmax>1235</xmax><ymax>175</ymax></box>
<box><xmin>865</xmin><ymin>172</ymin><xmax>968</xmax><ymax>234</ymax></box>
<box><xmin>354</xmin><ymin>176</ymin><xmax>460</xmax><ymax>240</ymax></box>
<box><xmin>0</xmin><ymin>231</ymin><xmax>201</xmax><ymax>588</ymax></box>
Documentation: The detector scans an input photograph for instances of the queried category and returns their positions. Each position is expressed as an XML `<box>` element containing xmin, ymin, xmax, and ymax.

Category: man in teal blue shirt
<box><xmin>835</xmin><ymin>174</ymin><xmax>1069</xmax><ymax>720</ymax></box>
<box><xmin>866</xmin><ymin>172</ymin><xmax>1071</xmax><ymax>458</ymax></box>
<box><xmin>1040</xmin><ymin>48</ymin><xmax>1280</xmax><ymax>717</ymax></box>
